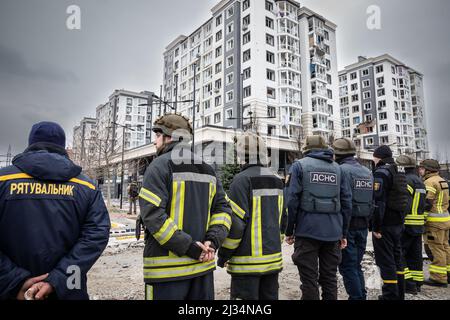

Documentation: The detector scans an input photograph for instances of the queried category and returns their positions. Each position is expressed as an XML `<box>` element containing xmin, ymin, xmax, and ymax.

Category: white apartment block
<box><xmin>162</xmin><ymin>0</ymin><xmax>341</xmax><ymax>147</ymax></box>
<box><xmin>95</xmin><ymin>89</ymin><xmax>152</xmax><ymax>154</ymax></box>
<box><xmin>72</xmin><ymin>117</ymin><xmax>97</xmax><ymax>164</ymax></box>
<box><xmin>339</xmin><ymin>55</ymin><xmax>429</xmax><ymax>160</ymax></box>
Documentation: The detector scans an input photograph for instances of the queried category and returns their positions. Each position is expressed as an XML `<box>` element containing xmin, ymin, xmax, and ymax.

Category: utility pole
<box><xmin>111</xmin><ymin>93</ymin><xmax>118</xmax><ymax>155</ymax></box>
<box><xmin>120</xmin><ymin>125</ymin><xmax>126</xmax><ymax>210</ymax></box>
<box><xmin>174</xmin><ymin>75</ymin><xmax>179</xmax><ymax>113</ymax></box>
<box><xmin>159</xmin><ymin>85</ymin><xmax>163</xmax><ymax>116</ymax></box>
<box><xmin>192</xmin><ymin>60</ymin><xmax>198</xmax><ymax>155</ymax></box>
<box><xmin>240</xmin><ymin>72</ymin><xmax>244</xmax><ymax>130</ymax></box>
<box><xmin>6</xmin><ymin>145</ymin><xmax>11</xmax><ymax>166</ymax></box>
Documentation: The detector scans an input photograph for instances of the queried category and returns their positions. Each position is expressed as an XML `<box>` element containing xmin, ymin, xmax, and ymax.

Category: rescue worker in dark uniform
<box><xmin>333</xmin><ymin>138</ymin><xmax>373</xmax><ymax>300</ymax></box>
<box><xmin>138</xmin><ymin>114</ymin><xmax>231</xmax><ymax>300</ymax></box>
<box><xmin>0</xmin><ymin>122</ymin><xmax>110</xmax><ymax>300</ymax></box>
<box><xmin>286</xmin><ymin>135</ymin><xmax>352</xmax><ymax>300</ymax></box>
<box><xmin>396</xmin><ymin>155</ymin><xmax>426</xmax><ymax>294</ymax></box>
<box><xmin>218</xmin><ymin>132</ymin><xmax>287</xmax><ymax>300</ymax></box>
<box><xmin>127</xmin><ymin>182</ymin><xmax>139</xmax><ymax>215</ymax></box>
<box><xmin>371</xmin><ymin>145</ymin><xmax>409</xmax><ymax>300</ymax></box>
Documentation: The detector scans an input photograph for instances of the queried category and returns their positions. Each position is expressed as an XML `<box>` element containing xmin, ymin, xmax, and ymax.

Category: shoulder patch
<box><xmin>374</xmin><ymin>182</ymin><xmax>381</xmax><ymax>191</ymax></box>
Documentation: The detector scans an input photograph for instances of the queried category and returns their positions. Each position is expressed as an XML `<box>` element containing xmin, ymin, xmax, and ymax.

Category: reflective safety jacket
<box><xmin>0</xmin><ymin>143</ymin><xmax>110</xmax><ymax>300</ymax></box>
<box><xmin>138</xmin><ymin>142</ymin><xmax>231</xmax><ymax>284</ymax></box>
<box><xmin>404</xmin><ymin>170</ymin><xmax>426</xmax><ymax>233</ymax></box>
<box><xmin>423</xmin><ymin>172</ymin><xmax>450</xmax><ymax>225</ymax></box>
<box><xmin>218</xmin><ymin>164</ymin><xmax>286</xmax><ymax>276</ymax></box>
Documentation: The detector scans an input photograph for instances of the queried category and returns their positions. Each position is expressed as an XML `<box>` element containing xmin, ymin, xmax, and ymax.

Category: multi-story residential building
<box><xmin>339</xmin><ymin>54</ymin><xmax>429</xmax><ymax>161</ymax></box>
<box><xmin>72</xmin><ymin>117</ymin><xmax>97</xmax><ymax>164</ymax></box>
<box><xmin>162</xmin><ymin>0</ymin><xmax>341</xmax><ymax>148</ymax></box>
<box><xmin>410</xmin><ymin>71</ymin><xmax>429</xmax><ymax>160</ymax></box>
<box><xmin>95</xmin><ymin>89</ymin><xmax>153</xmax><ymax>154</ymax></box>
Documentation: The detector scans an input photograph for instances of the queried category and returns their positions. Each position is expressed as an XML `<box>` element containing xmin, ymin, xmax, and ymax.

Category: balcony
<box><xmin>279</xmin><ymin>61</ymin><xmax>300</xmax><ymax>70</ymax></box>
<box><xmin>276</xmin><ymin>11</ymin><xmax>298</xmax><ymax>22</ymax></box>
<box><xmin>311</xmin><ymin>72</ymin><xmax>327</xmax><ymax>82</ymax></box>
<box><xmin>279</xmin><ymin>43</ymin><xmax>300</xmax><ymax>54</ymax></box>
<box><xmin>312</xmin><ymin>87</ymin><xmax>328</xmax><ymax>99</ymax></box>
<box><xmin>280</xmin><ymin>78</ymin><xmax>301</xmax><ymax>88</ymax></box>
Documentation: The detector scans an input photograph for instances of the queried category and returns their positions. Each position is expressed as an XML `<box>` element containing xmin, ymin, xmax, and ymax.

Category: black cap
<box><xmin>28</xmin><ymin>121</ymin><xmax>66</xmax><ymax>148</ymax></box>
<box><xmin>373</xmin><ymin>145</ymin><xmax>392</xmax><ymax>159</ymax></box>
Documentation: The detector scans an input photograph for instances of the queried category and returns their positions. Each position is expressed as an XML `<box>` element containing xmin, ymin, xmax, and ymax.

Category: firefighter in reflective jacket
<box><xmin>138</xmin><ymin>114</ymin><xmax>232</xmax><ymax>300</ymax></box>
<box><xmin>218</xmin><ymin>133</ymin><xmax>287</xmax><ymax>300</ymax></box>
<box><xmin>333</xmin><ymin>138</ymin><xmax>374</xmax><ymax>300</ymax></box>
<box><xmin>418</xmin><ymin>159</ymin><xmax>450</xmax><ymax>287</ymax></box>
<box><xmin>286</xmin><ymin>135</ymin><xmax>352</xmax><ymax>300</ymax></box>
<box><xmin>0</xmin><ymin>122</ymin><xmax>110</xmax><ymax>300</ymax></box>
<box><xmin>396</xmin><ymin>155</ymin><xmax>427</xmax><ymax>294</ymax></box>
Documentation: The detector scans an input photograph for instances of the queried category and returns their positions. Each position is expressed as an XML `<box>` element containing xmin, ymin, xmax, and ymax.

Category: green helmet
<box><xmin>332</xmin><ymin>138</ymin><xmax>356</xmax><ymax>156</ymax></box>
<box><xmin>152</xmin><ymin>113</ymin><xmax>193</xmax><ymax>137</ymax></box>
<box><xmin>396</xmin><ymin>155</ymin><xmax>416</xmax><ymax>168</ymax></box>
<box><xmin>419</xmin><ymin>159</ymin><xmax>440</xmax><ymax>172</ymax></box>
<box><xmin>303</xmin><ymin>135</ymin><xmax>328</xmax><ymax>153</ymax></box>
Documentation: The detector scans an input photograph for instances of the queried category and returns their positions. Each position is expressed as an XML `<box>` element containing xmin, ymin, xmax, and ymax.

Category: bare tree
<box><xmin>434</xmin><ymin>144</ymin><xmax>442</xmax><ymax>163</ymax></box>
<box><xmin>84</xmin><ymin>126</ymin><xmax>118</xmax><ymax>210</ymax></box>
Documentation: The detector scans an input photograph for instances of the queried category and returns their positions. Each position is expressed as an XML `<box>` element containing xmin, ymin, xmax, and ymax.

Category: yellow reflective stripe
<box><xmin>222</xmin><ymin>238</ymin><xmax>241</xmax><ymax>250</ymax></box>
<box><xmin>0</xmin><ymin>173</ymin><xmax>33</xmax><ymax>181</ymax></box>
<box><xmin>0</xmin><ymin>173</ymin><xmax>96</xmax><ymax>190</ymax></box>
<box><xmin>144</xmin><ymin>261</ymin><xmax>215</xmax><ymax>279</ymax></box>
<box><xmin>139</xmin><ymin>193</ymin><xmax>159</xmax><ymax>207</ymax></box>
<box><xmin>429</xmin><ymin>265</ymin><xmax>448</xmax><ymax>274</ymax></box>
<box><xmin>145</xmin><ymin>285</ymin><xmax>153</xmax><ymax>300</ymax></box>
<box><xmin>169</xmin><ymin>181</ymin><xmax>185</xmax><ymax>229</ymax></box>
<box><xmin>405</xmin><ymin>215</ymin><xmax>425</xmax><ymax>220</ymax></box>
<box><xmin>140</xmin><ymin>188</ymin><xmax>162</xmax><ymax>207</ymax></box>
<box><xmin>426</xmin><ymin>186</ymin><xmax>437</xmax><ymax>194</ymax></box>
<box><xmin>437</xmin><ymin>190</ymin><xmax>444</xmax><ymax>213</ymax></box>
<box><xmin>207</xmin><ymin>182</ymin><xmax>216</xmax><ymax>230</ymax></box>
<box><xmin>410</xmin><ymin>270</ymin><xmax>424</xmax><ymax>281</ymax></box>
<box><xmin>250</xmin><ymin>196</ymin><xmax>263</xmax><ymax>256</ymax></box>
<box><xmin>229</xmin><ymin>253</ymin><xmax>282</xmax><ymax>265</ymax></box>
<box><xmin>405</xmin><ymin>221</ymin><xmax>426</xmax><ymax>226</ymax></box>
<box><xmin>251</xmin><ymin>197</ymin><xmax>257</xmax><ymax>255</ymax></box>
<box><xmin>69</xmin><ymin>178</ymin><xmax>96</xmax><ymax>190</ymax></box>
<box><xmin>278</xmin><ymin>195</ymin><xmax>284</xmax><ymax>226</ymax></box>
<box><xmin>209</xmin><ymin>213</ymin><xmax>232</xmax><ymax>230</ymax></box>
<box><xmin>144</xmin><ymin>256</ymin><xmax>199</xmax><ymax>267</ymax></box>
<box><xmin>229</xmin><ymin>199</ymin><xmax>246</xmax><ymax>220</ymax></box>
<box><xmin>427</xmin><ymin>216</ymin><xmax>450</xmax><ymax>222</ymax></box>
<box><xmin>227</xmin><ymin>261</ymin><xmax>283</xmax><ymax>274</ymax></box>
<box><xmin>153</xmin><ymin>219</ymin><xmax>178</xmax><ymax>245</ymax></box>
<box><xmin>411</xmin><ymin>193</ymin><xmax>420</xmax><ymax>215</ymax></box>
<box><xmin>170</xmin><ymin>181</ymin><xmax>178</xmax><ymax>224</ymax></box>
<box><xmin>383</xmin><ymin>280</ymin><xmax>398</xmax><ymax>284</ymax></box>
<box><xmin>178</xmin><ymin>182</ymin><xmax>186</xmax><ymax>229</ymax></box>
<box><xmin>407</xmin><ymin>185</ymin><xmax>414</xmax><ymax>194</ymax></box>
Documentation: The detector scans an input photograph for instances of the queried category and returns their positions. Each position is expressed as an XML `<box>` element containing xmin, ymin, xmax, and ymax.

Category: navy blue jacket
<box><xmin>337</xmin><ymin>156</ymin><xmax>372</xmax><ymax>230</ymax></box>
<box><xmin>286</xmin><ymin>149</ymin><xmax>352</xmax><ymax>242</ymax></box>
<box><xmin>0</xmin><ymin>143</ymin><xmax>110</xmax><ymax>300</ymax></box>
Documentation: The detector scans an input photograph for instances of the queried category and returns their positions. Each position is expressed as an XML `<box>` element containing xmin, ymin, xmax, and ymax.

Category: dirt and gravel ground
<box><xmin>88</xmin><ymin>242</ymin><xmax>449</xmax><ymax>300</ymax></box>
<box><xmin>88</xmin><ymin>206</ymin><xmax>449</xmax><ymax>300</ymax></box>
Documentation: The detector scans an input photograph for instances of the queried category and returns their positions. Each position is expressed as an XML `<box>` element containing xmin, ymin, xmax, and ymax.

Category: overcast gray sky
<box><xmin>1</xmin><ymin>0</ymin><xmax>449</xmax><ymax>162</ymax></box>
